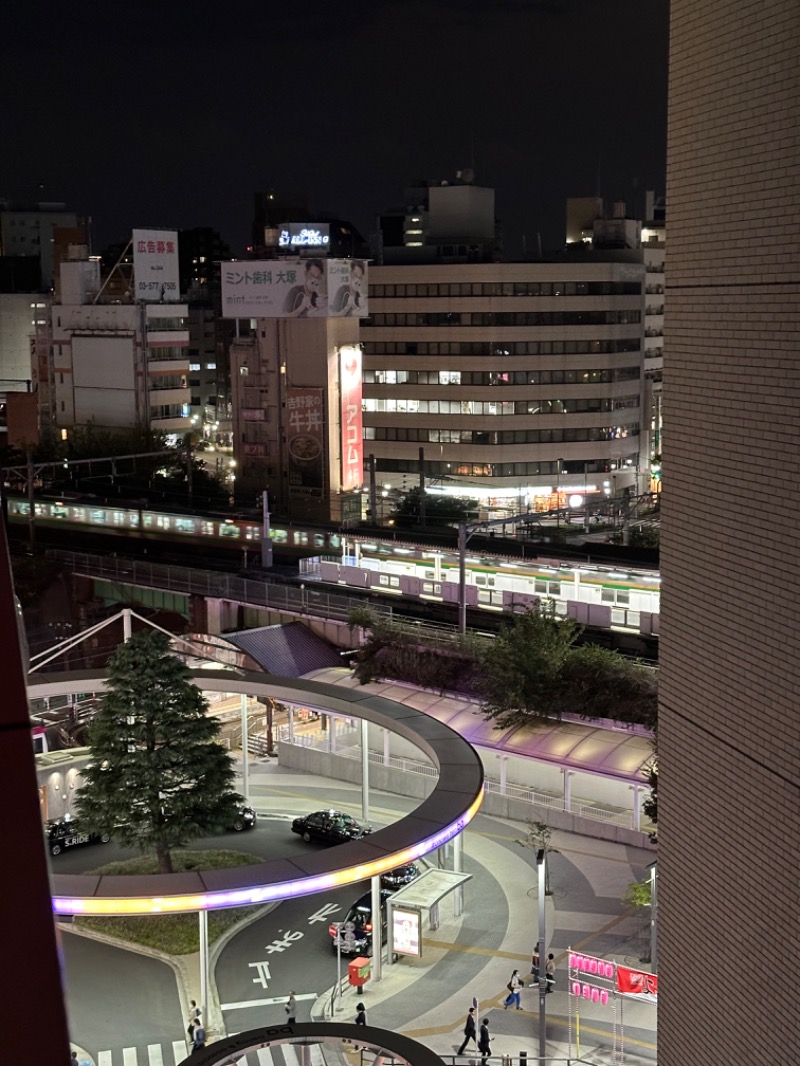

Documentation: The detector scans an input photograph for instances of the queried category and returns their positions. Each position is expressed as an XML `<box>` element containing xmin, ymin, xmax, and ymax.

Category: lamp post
<box><xmin>555</xmin><ymin>459</ymin><xmax>563</xmax><ymax>532</ymax></box>
<box><xmin>537</xmin><ymin>847</ymin><xmax>548</xmax><ymax>1066</ymax></box>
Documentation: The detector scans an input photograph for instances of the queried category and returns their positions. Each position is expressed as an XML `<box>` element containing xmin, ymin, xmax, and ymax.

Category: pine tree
<box><xmin>74</xmin><ymin>629</ymin><xmax>242</xmax><ymax>874</ymax></box>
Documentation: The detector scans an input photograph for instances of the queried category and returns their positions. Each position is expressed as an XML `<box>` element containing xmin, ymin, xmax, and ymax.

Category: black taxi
<box><xmin>45</xmin><ymin>817</ymin><xmax>111</xmax><ymax>856</ymax></box>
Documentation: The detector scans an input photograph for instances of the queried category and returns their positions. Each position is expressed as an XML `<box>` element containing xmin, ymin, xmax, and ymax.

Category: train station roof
<box><xmin>302</xmin><ymin>667</ymin><xmax>654</xmax><ymax>784</ymax></box>
<box><xmin>225</xmin><ymin>622</ymin><xmax>343</xmax><ymax>677</ymax></box>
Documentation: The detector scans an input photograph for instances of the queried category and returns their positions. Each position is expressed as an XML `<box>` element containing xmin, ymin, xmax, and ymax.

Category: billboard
<box><xmin>278</xmin><ymin>223</ymin><xmax>330</xmax><ymax>250</ymax></box>
<box><xmin>339</xmin><ymin>345</ymin><xmax>363</xmax><ymax>492</ymax></box>
<box><xmin>221</xmin><ymin>258</ymin><xmax>368</xmax><ymax>319</ymax></box>
<box><xmin>287</xmin><ymin>388</ymin><xmax>325</xmax><ymax>498</ymax></box>
<box><xmin>391</xmin><ymin>907</ymin><xmax>421</xmax><ymax>957</ymax></box>
<box><xmin>132</xmin><ymin>229</ymin><xmax>179</xmax><ymax>302</ymax></box>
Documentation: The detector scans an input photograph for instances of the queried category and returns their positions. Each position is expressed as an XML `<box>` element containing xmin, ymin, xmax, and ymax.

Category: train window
<box><xmin>478</xmin><ymin>590</ymin><xmax>491</xmax><ymax>603</ymax></box>
<box><xmin>219</xmin><ymin>523</ymin><xmax>241</xmax><ymax>538</ymax></box>
<box><xmin>245</xmin><ymin>525</ymin><xmax>260</xmax><ymax>541</ymax></box>
<box><xmin>314</xmin><ymin>534</ymin><xmax>326</xmax><ymax>548</ymax></box>
<box><xmin>155</xmin><ymin>515</ymin><xmax>171</xmax><ymax>530</ymax></box>
<box><xmin>535</xmin><ymin>579</ymin><xmax>561</xmax><ymax>595</ymax></box>
<box><xmin>201</xmin><ymin>522</ymin><xmax>215</xmax><ymax>536</ymax></box>
<box><xmin>602</xmin><ymin>588</ymin><xmax>630</xmax><ymax>606</ymax></box>
<box><xmin>329</xmin><ymin>534</ymin><xmax>342</xmax><ymax>549</ymax></box>
<box><xmin>142</xmin><ymin>514</ymin><xmax>154</xmax><ymax>528</ymax></box>
<box><xmin>379</xmin><ymin>575</ymin><xmax>389</xmax><ymax>586</ymax></box>
<box><xmin>128</xmin><ymin>511</ymin><xmax>140</xmax><ymax>527</ymax></box>
<box><xmin>110</xmin><ymin>511</ymin><xmax>126</xmax><ymax>525</ymax></box>
<box><xmin>422</xmin><ymin>582</ymin><xmax>432</xmax><ymax>593</ymax></box>
<box><xmin>390</xmin><ymin>576</ymin><xmax>400</xmax><ymax>587</ymax></box>
<box><xmin>91</xmin><ymin>510</ymin><xmax>108</xmax><ymax>524</ymax></box>
<box><xmin>174</xmin><ymin>519</ymin><xmax>196</xmax><ymax>533</ymax></box>
<box><xmin>424</xmin><ymin>569</ymin><xmax>435</xmax><ymax>579</ymax></box>
<box><xmin>272</xmin><ymin>528</ymin><xmax>288</xmax><ymax>543</ymax></box>
<box><xmin>295</xmin><ymin>532</ymin><xmax>309</xmax><ymax>545</ymax></box>
<box><xmin>52</xmin><ymin>505</ymin><xmax>69</xmax><ymax>518</ymax></box>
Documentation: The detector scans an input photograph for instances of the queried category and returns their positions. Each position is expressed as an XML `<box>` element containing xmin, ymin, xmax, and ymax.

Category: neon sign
<box><xmin>278</xmin><ymin>224</ymin><xmax>330</xmax><ymax>248</ymax></box>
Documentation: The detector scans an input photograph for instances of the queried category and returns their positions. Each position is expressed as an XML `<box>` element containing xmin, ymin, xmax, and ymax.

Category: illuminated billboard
<box><xmin>287</xmin><ymin>388</ymin><xmax>325</xmax><ymax>498</ymax></box>
<box><xmin>221</xmin><ymin>258</ymin><xmax>368</xmax><ymax>319</ymax></box>
<box><xmin>392</xmin><ymin>907</ymin><xmax>422</xmax><ymax>957</ymax></box>
<box><xmin>132</xmin><ymin>229</ymin><xmax>179</xmax><ymax>302</ymax></box>
<box><xmin>339</xmin><ymin>345</ymin><xmax>363</xmax><ymax>492</ymax></box>
<box><xmin>278</xmin><ymin>223</ymin><xmax>330</xmax><ymax>250</ymax></box>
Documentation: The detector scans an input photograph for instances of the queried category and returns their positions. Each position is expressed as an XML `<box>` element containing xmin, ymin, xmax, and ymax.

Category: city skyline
<box><xmin>1</xmin><ymin>0</ymin><xmax>669</xmax><ymax>255</ymax></box>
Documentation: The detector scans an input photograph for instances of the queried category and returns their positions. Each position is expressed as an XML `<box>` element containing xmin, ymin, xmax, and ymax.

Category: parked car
<box><xmin>329</xmin><ymin>889</ymin><xmax>393</xmax><ymax>955</ymax></box>
<box><xmin>230</xmin><ymin>805</ymin><xmax>257</xmax><ymax>832</ymax></box>
<box><xmin>45</xmin><ymin>817</ymin><xmax>110</xmax><ymax>857</ymax></box>
<box><xmin>380</xmin><ymin>861</ymin><xmax>420</xmax><ymax>891</ymax></box>
<box><xmin>291</xmin><ymin>809</ymin><xmax>371</xmax><ymax>846</ymax></box>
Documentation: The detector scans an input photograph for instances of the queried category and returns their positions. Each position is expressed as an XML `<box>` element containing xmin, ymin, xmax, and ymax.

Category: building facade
<box><xmin>0</xmin><ymin>201</ymin><xmax>79</xmax><ymax>288</ymax></box>
<box><xmin>660</xmin><ymin>1</ymin><xmax>800</xmax><ymax>1063</ymax></box>
<box><xmin>362</xmin><ymin>259</ymin><xmax>645</xmax><ymax>513</ymax></box>
<box><xmin>230</xmin><ymin>317</ymin><xmax>362</xmax><ymax>522</ymax></box>
<box><xmin>48</xmin><ymin>253</ymin><xmax>191</xmax><ymax>435</ymax></box>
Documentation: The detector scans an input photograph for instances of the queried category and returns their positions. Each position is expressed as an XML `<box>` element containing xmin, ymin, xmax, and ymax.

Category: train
<box><xmin>5</xmin><ymin>496</ymin><xmax>660</xmax><ymax>640</ymax></box>
<box><xmin>318</xmin><ymin>541</ymin><xmax>660</xmax><ymax>637</ymax></box>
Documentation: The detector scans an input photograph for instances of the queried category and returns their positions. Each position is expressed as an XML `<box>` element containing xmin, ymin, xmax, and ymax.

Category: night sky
<box><xmin>2</xmin><ymin>0</ymin><xmax>668</xmax><ymax>257</ymax></box>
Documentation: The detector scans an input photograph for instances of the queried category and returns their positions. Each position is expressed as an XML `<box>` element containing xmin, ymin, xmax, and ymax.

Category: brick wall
<box><xmin>661</xmin><ymin>1</ymin><xmax>800</xmax><ymax>1062</ymax></box>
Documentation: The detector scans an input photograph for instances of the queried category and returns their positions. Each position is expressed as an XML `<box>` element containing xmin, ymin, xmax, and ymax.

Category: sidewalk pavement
<box><xmin>246</xmin><ymin>764</ymin><xmax>658</xmax><ymax>1065</ymax></box>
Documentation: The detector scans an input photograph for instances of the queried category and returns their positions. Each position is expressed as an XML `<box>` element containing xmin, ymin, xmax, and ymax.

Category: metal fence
<box><xmin>48</xmin><ymin>550</ymin><xmax>395</xmax><ymax>626</ymax></box>
<box><xmin>277</xmin><ymin>728</ymin><xmax>636</xmax><ymax>829</ymax></box>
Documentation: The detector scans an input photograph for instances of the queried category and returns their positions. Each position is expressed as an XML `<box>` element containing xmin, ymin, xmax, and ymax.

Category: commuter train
<box><xmin>318</xmin><ymin>541</ymin><xmax>660</xmax><ymax>637</ymax></box>
<box><xmin>4</xmin><ymin>496</ymin><xmax>345</xmax><ymax>552</ymax></box>
<box><xmin>5</xmin><ymin>496</ymin><xmax>660</xmax><ymax>638</ymax></box>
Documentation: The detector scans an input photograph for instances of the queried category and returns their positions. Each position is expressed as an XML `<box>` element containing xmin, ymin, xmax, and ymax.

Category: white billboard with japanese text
<box><xmin>132</xmin><ymin>229</ymin><xmax>180</xmax><ymax>302</ymax></box>
<box><xmin>221</xmin><ymin>258</ymin><xmax>368</xmax><ymax>319</ymax></box>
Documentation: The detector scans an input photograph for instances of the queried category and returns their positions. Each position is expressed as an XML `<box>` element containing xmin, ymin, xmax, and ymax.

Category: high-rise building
<box><xmin>0</xmin><ymin>200</ymin><xmax>79</xmax><ymax>288</ymax></box>
<box><xmin>660</xmin><ymin>2</ymin><xmax>800</xmax><ymax>1063</ymax></box>
<box><xmin>362</xmin><ymin>258</ymin><xmax>646</xmax><ymax>513</ymax></box>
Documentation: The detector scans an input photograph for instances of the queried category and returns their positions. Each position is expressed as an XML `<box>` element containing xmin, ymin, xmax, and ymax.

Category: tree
<box><xmin>478</xmin><ymin>607</ymin><xmax>581</xmax><ymax>727</ymax></box>
<box><xmin>75</xmin><ymin>630</ymin><xmax>242</xmax><ymax>874</ymax></box>
<box><xmin>555</xmin><ymin>645</ymin><xmax>658</xmax><ymax>729</ymax></box>
<box><xmin>391</xmin><ymin>487</ymin><xmax>478</xmax><ymax>528</ymax></box>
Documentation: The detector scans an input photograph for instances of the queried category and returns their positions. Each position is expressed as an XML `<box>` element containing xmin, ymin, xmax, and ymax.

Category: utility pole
<box><xmin>26</xmin><ymin>448</ymin><xmax>36</xmax><ymax>555</ymax></box>
<box><xmin>185</xmin><ymin>432</ymin><xmax>193</xmax><ymax>506</ymax></box>
<box><xmin>418</xmin><ymin>447</ymin><xmax>426</xmax><ymax>527</ymax></box>
<box><xmin>368</xmin><ymin>454</ymin><xmax>378</xmax><ymax>524</ymax></box>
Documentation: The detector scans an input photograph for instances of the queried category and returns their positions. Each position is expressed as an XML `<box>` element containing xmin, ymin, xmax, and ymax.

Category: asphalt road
<box><xmin>62</xmin><ymin>932</ymin><xmax>183</xmax><ymax>1052</ymax></box>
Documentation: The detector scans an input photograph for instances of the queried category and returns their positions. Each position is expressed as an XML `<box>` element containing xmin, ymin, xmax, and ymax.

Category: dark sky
<box><xmin>1</xmin><ymin>0</ymin><xmax>668</xmax><ymax>257</ymax></box>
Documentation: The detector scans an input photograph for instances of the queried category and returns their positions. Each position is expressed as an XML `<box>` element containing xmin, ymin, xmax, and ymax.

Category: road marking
<box><xmin>222</xmin><ymin>992</ymin><xmax>318</xmax><ymax>1010</ymax></box>
<box><xmin>123</xmin><ymin>1048</ymin><xmax>138</xmax><ymax>1066</ymax></box>
<box><xmin>97</xmin><ymin>1053</ymin><xmax>113</xmax><ymax>1066</ymax></box>
<box><xmin>146</xmin><ymin>1045</ymin><xmax>163</xmax><ymax>1066</ymax></box>
<box><xmin>172</xmin><ymin>1041</ymin><xmax>190</xmax><ymax>1063</ymax></box>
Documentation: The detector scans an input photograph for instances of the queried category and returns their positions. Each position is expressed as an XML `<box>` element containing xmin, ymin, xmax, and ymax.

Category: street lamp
<box><xmin>537</xmin><ymin>848</ymin><xmax>548</xmax><ymax>1066</ymax></box>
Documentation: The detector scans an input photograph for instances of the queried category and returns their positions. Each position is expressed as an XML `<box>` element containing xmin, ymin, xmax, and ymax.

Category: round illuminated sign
<box><xmin>568</xmin><ymin>494</ymin><xmax>584</xmax><ymax>508</ymax></box>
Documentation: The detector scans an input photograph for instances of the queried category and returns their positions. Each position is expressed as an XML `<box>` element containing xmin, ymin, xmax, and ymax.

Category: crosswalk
<box><xmin>93</xmin><ymin>1039</ymin><xmax>327</xmax><ymax>1066</ymax></box>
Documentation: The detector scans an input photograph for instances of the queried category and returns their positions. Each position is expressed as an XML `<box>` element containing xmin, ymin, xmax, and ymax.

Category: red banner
<box><xmin>616</xmin><ymin>965</ymin><xmax>658</xmax><ymax>998</ymax></box>
<box><xmin>339</xmin><ymin>345</ymin><xmax>363</xmax><ymax>492</ymax></box>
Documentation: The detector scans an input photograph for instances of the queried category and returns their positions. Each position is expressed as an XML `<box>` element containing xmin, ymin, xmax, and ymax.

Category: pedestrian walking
<box><xmin>187</xmin><ymin>999</ymin><xmax>202</xmax><ymax>1037</ymax></box>
<box><xmin>504</xmin><ymin>969</ymin><xmax>524</xmax><ymax>1009</ymax></box>
<box><xmin>545</xmin><ymin>953</ymin><xmax>556</xmax><ymax>993</ymax></box>
<box><xmin>530</xmin><ymin>946</ymin><xmax>540</xmax><ymax>986</ymax></box>
<box><xmin>478</xmin><ymin>1018</ymin><xmax>491</xmax><ymax>1064</ymax></box>
<box><xmin>190</xmin><ymin>1017</ymin><xmax>206</xmax><ymax>1054</ymax></box>
<box><xmin>354</xmin><ymin>1001</ymin><xmax>367</xmax><ymax>1050</ymax></box>
<box><xmin>285</xmin><ymin>991</ymin><xmax>297</xmax><ymax>1024</ymax></box>
<box><xmin>457</xmin><ymin>1006</ymin><xmax>477</xmax><ymax>1055</ymax></box>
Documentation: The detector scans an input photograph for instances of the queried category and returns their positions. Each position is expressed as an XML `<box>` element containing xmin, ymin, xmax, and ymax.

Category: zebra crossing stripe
<box><xmin>97</xmin><ymin>1053</ymin><xmax>113</xmax><ymax>1066</ymax></box>
<box><xmin>123</xmin><ymin>1047</ymin><xmax>138</xmax><ymax>1066</ymax></box>
<box><xmin>172</xmin><ymin>1040</ymin><xmax>190</xmax><ymax>1063</ymax></box>
<box><xmin>147</xmin><ymin>1044</ymin><xmax>163</xmax><ymax>1066</ymax></box>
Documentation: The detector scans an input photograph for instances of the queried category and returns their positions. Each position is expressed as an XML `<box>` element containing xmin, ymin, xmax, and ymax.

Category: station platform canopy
<box><xmin>302</xmin><ymin>667</ymin><xmax>653</xmax><ymax>784</ymax></box>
